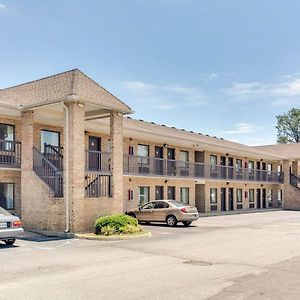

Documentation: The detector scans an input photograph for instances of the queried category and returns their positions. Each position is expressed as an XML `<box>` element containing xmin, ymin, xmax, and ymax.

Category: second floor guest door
<box><xmin>88</xmin><ymin>136</ymin><xmax>101</xmax><ymax>171</ymax></box>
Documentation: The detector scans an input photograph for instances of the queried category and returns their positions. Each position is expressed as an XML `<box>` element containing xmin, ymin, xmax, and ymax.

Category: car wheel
<box><xmin>183</xmin><ymin>221</ymin><xmax>192</xmax><ymax>227</ymax></box>
<box><xmin>166</xmin><ymin>215</ymin><xmax>177</xmax><ymax>227</ymax></box>
<box><xmin>5</xmin><ymin>239</ymin><xmax>16</xmax><ymax>246</ymax></box>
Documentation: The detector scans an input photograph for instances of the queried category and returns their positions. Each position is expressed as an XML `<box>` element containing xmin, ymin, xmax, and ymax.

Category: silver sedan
<box><xmin>0</xmin><ymin>207</ymin><xmax>24</xmax><ymax>245</ymax></box>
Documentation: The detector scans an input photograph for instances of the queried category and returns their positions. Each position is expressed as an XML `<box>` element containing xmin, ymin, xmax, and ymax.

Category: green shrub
<box><xmin>95</xmin><ymin>214</ymin><xmax>140</xmax><ymax>235</ymax></box>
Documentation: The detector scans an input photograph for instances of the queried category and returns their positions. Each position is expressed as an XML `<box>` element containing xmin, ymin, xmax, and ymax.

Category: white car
<box><xmin>0</xmin><ymin>207</ymin><xmax>24</xmax><ymax>245</ymax></box>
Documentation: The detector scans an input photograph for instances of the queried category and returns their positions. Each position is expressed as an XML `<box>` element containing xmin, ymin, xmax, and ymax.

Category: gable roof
<box><xmin>0</xmin><ymin>69</ymin><xmax>132</xmax><ymax>113</ymax></box>
<box><xmin>254</xmin><ymin>143</ymin><xmax>300</xmax><ymax>160</ymax></box>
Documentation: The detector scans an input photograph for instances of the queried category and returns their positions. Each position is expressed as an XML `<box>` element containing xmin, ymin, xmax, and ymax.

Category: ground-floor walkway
<box><xmin>1</xmin><ymin>211</ymin><xmax>300</xmax><ymax>299</ymax></box>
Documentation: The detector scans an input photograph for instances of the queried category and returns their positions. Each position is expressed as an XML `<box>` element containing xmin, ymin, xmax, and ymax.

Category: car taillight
<box><xmin>13</xmin><ymin>220</ymin><xmax>22</xmax><ymax>228</ymax></box>
<box><xmin>181</xmin><ymin>208</ymin><xmax>187</xmax><ymax>213</ymax></box>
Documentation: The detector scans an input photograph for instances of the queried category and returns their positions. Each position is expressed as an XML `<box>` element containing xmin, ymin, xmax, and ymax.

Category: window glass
<box><xmin>180</xmin><ymin>151</ymin><xmax>189</xmax><ymax>162</ymax></box>
<box><xmin>137</xmin><ymin>145</ymin><xmax>149</xmax><ymax>157</ymax></box>
<box><xmin>0</xmin><ymin>124</ymin><xmax>14</xmax><ymax>141</ymax></box>
<box><xmin>139</xmin><ymin>186</ymin><xmax>150</xmax><ymax>205</ymax></box>
<box><xmin>278</xmin><ymin>190</ymin><xmax>282</xmax><ymax>201</ymax></box>
<box><xmin>41</xmin><ymin>130</ymin><xmax>60</xmax><ymax>153</ymax></box>
<box><xmin>0</xmin><ymin>183</ymin><xmax>14</xmax><ymax>210</ymax></box>
<box><xmin>141</xmin><ymin>202</ymin><xmax>154</xmax><ymax>209</ymax></box>
<box><xmin>237</xmin><ymin>189</ymin><xmax>242</xmax><ymax>203</ymax></box>
<box><xmin>154</xmin><ymin>201</ymin><xmax>169</xmax><ymax>209</ymax></box>
<box><xmin>210</xmin><ymin>188</ymin><xmax>217</xmax><ymax>204</ymax></box>
<box><xmin>268</xmin><ymin>189</ymin><xmax>273</xmax><ymax>202</ymax></box>
<box><xmin>236</xmin><ymin>159</ymin><xmax>242</xmax><ymax>169</ymax></box>
<box><xmin>249</xmin><ymin>189</ymin><xmax>254</xmax><ymax>202</ymax></box>
<box><xmin>248</xmin><ymin>161</ymin><xmax>254</xmax><ymax>170</ymax></box>
<box><xmin>180</xmin><ymin>187</ymin><xmax>189</xmax><ymax>204</ymax></box>
<box><xmin>267</xmin><ymin>163</ymin><xmax>272</xmax><ymax>174</ymax></box>
<box><xmin>210</xmin><ymin>155</ymin><xmax>217</xmax><ymax>166</ymax></box>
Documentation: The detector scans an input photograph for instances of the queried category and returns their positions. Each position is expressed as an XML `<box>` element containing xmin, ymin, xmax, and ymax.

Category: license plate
<box><xmin>0</xmin><ymin>222</ymin><xmax>7</xmax><ymax>228</ymax></box>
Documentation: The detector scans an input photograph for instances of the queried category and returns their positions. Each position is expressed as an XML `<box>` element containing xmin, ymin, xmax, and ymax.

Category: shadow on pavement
<box><xmin>18</xmin><ymin>231</ymin><xmax>67</xmax><ymax>243</ymax></box>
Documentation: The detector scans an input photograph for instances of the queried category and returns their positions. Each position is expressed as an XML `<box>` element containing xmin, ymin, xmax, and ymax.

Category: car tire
<box><xmin>166</xmin><ymin>215</ymin><xmax>177</xmax><ymax>227</ymax></box>
<box><xmin>5</xmin><ymin>239</ymin><xmax>16</xmax><ymax>246</ymax></box>
<box><xmin>183</xmin><ymin>221</ymin><xmax>192</xmax><ymax>227</ymax></box>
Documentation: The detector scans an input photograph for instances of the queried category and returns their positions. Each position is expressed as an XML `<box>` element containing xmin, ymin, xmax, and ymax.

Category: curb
<box><xmin>74</xmin><ymin>231</ymin><xmax>152</xmax><ymax>241</ymax></box>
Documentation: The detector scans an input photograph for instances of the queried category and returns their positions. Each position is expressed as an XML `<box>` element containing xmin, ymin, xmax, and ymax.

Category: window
<box><xmin>141</xmin><ymin>202</ymin><xmax>154</xmax><ymax>209</ymax></box>
<box><xmin>267</xmin><ymin>163</ymin><xmax>272</xmax><ymax>175</ymax></box>
<box><xmin>180</xmin><ymin>151</ymin><xmax>189</xmax><ymax>175</ymax></box>
<box><xmin>0</xmin><ymin>124</ymin><xmax>14</xmax><ymax>141</ymax></box>
<box><xmin>139</xmin><ymin>186</ymin><xmax>150</xmax><ymax>205</ymax></box>
<box><xmin>137</xmin><ymin>145</ymin><xmax>150</xmax><ymax>174</ymax></box>
<box><xmin>268</xmin><ymin>189</ymin><xmax>273</xmax><ymax>202</ymax></box>
<box><xmin>236</xmin><ymin>159</ymin><xmax>242</xmax><ymax>170</ymax></box>
<box><xmin>237</xmin><ymin>188</ymin><xmax>243</xmax><ymax>209</ymax></box>
<box><xmin>180</xmin><ymin>151</ymin><xmax>189</xmax><ymax>162</ymax></box>
<box><xmin>41</xmin><ymin>130</ymin><xmax>60</xmax><ymax>153</ymax></box>
<box><xmin>0</xmin><ymin>124</ymin><xmax>15</xmax><ymax>151</ymax></box>
<box><xmin>210</xmin><ymin>155</ymin><xmax>217</xmax><ymax>169</ymax></box>
<box><xmin>210</xmin><ymin>188</ymin><xmax>217</xmax><ymax>211</ymax></box>
<box><xmin>248</xmin><ymin>161</ymin><xmax>254</xmax><ymax>174</ymax></box>
<box><xmin>237</xmin><ymin>189</ymin><xmax>242</xmax><ymax>203</ymax></box>
<box><xmin>210</xmin><ymin>188</ymin><xmax>217</xmax><ymax>204</ymax></box>
<box><xmin>249</xmin><ymin>189</ymin><xmax>254</xmax><ymax>202</ymax></box>
<box><xmin>278</xmin><ymin>190</ymin><xmax>283</xmax><ymax>207</ymax></box>
<box><xmin>0</xmin><ymin>183</ymin><xmax>14</xmax><ymax>210</ymax></box>
<box><xmin>137</xmin><ymin>144</ymin><xmax>149</xmax><ymax>157</ymax></box>
<box><xmin>180</xmin><ymin>187</ymin><xmax>189</xmax><ymax>204</ymax></box>
<box><xmin>154</xmin><ymin>201</ymin><xmax>169</xmax><ymax>209</ymax></box>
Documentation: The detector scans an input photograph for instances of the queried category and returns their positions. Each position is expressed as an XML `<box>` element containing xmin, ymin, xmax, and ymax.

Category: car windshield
<box><xmin>0</xmin><ymin>206</ymin><xmax>10</xmax><ymax>216</ymax></box>
<box><xmin>169</xmin><ymin>201</ymin><xmax>186</xmax><ymax>207</ymax></box>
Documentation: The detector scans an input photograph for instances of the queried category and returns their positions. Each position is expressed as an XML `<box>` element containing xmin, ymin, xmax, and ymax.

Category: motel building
<box><xmin>0</xmin><ymin>69</ymin><xmax>299</xmax><ymax>234</ymax></box>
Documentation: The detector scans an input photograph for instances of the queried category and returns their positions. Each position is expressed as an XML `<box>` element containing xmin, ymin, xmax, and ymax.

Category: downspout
<box><xmin>63</xmin><ymin>103</ymin><xmax>70</xmax><ymax>233</ymax></box>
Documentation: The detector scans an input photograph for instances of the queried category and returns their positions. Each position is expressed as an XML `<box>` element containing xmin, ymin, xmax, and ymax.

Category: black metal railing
<box><xmin>44</xmin><ymin>143</ymin><xmax>63</xmax><ymax>170</ymax></box>
<box><xmin>33</xmin><ymin>147</ymin><xmax>63</xmax><ymax>197</ymax></box>
<box><xmin>123</xmin><ymin>155</ymin><xmax>284</xmax><ymax>183</ymax></box>
<box><xmin>0</xmin><ymin>140</ymin><xmax>21</xmax><ymax>168</ymax></box>
<box><xmin>86</xmin><ymin>150</ymin><xmax>111</xmax><ymax>174</ymax></box>
<box><xmin>85</xmin><ymin>173</ymin><xmax>112</xmax><ymax>197</ymax></box>
<box><xmin>290</xmin><ymin>173</ymin><xmax>300</xmax><ymax>189</ymax></box>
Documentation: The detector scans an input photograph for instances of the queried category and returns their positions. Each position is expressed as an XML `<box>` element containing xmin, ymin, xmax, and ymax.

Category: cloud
<box><xmin>207</xmin><ymin>73</ymin><xmax>219</xmax><ymax>80</ymax></box>
<box><xmin>220</xmin><ymin>123</ymin><xmax>260</xmax><ymax>135</ymax></box>
<box><xmin>225</xmin><ymin>75</ymin><xmax>300</xmax><ymax>106</ymax></box>
<box><xmin>121</xmin><ymin>81</ymin><xmax>207</xmax><ymax>110</ymax></box>
<box><xmin>0</xmin><ymin>4</ymin><xmax>6</xmax><ymax>9</ymax></box>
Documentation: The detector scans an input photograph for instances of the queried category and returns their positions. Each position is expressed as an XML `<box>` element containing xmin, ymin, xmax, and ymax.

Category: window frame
<box><xmin>41</xmin><ymin>129</ymin><xmax>61</xmax><ymax>153</ymax></box>
<box><xmin>138</xmin><ymin>186</ymin><xmax>150</xmax><ymax>206</ymax></box>
<box><xmin>0</xmin><ymin>182</ymin><xmax>15</xmax><ymax>210</ymax></box>
<box><xmin>180</xmin><ymin>187</ymin><xmax>189</xmax><ymax>205</ymax></box>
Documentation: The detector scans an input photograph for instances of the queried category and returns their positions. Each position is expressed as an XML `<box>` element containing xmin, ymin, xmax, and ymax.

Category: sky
<box><xmin>1</xmin><ymin>0</ymin><xmax>300</xmax><ymax>146</ymax></box>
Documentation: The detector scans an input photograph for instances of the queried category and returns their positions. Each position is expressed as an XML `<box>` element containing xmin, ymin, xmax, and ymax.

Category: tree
<box><xmin>276</xmin><ymin>108</ymin><xmax>300</xmax><ymax>143</ymax></box>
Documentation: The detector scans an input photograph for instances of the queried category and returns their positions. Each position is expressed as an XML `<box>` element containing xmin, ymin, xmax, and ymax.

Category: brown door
<box><xmin>167</xmin><ymin>186</ymin><xmax>176</xmax><ymax>200</ymax></box>
<box><xmin>228</xmin><ymin>188</ymin><xmax>234</xmax><ymax>210</ymax></box>
<box><xmin>155</xmin><ymin>186</ymin><xmax>164</xmax><ymax>200</ymax></box>
<box><xmin>89</xmin><ymin>136</ymin><xmax>101</xmax><ymax>171</ymax></box>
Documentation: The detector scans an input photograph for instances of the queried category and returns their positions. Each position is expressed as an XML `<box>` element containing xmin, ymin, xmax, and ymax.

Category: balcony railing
<box><xmin>123</xmin><ymin>155</ymin><xmax>284</xmax><ymax>183</ymax></box>
<box><xmin>86</xmin><ymin>150</ymin><xmax>111</xmax><ymax>174</ymax></box>
<box><xmin>0</xmin><ymin>140</ymin><xmax>21</xmax><ymax>168</ymax></box>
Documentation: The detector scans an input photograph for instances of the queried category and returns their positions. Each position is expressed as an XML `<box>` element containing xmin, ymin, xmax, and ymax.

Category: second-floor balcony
<box><xmin>123</xmin><ymin>154</ymin><xmax>284</xmax><ymax>184</ymax></box>
<box><xmin>0</xmin><ymin>140</ymin><xmax>21</xmax><ymax>169</ymax></box>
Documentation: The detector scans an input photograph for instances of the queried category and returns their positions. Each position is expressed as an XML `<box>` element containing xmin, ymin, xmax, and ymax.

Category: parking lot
<box><xmin>1</xmin><ymin>210</ymin><xmax>300</xmax><ymax>300</ymax></box>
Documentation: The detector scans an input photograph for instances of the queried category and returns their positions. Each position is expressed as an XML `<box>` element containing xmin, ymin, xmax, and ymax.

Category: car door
<box><xmin>153</xmin><ymin>201</ymin><xmax>169</xmax><ymax>222</ymax></box>
<box><xmin>138</xmin><ymin>202</ymin><xmax>155</xmax><ymax>221</ymax></box>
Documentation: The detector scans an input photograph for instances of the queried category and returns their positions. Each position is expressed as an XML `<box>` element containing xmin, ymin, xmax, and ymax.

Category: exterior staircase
<box><xmin>33</xmin><ymin>147</ymin><xmax>63</xmax><ymax>197</ymax></box>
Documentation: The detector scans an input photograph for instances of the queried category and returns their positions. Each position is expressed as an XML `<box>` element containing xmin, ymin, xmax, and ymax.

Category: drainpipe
<box><xmin>63</xmin><ymin>103</ymin><xmax>70</xmax><ymax>233</ymax></box>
